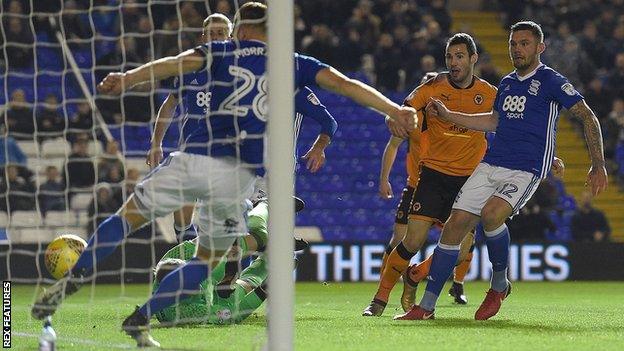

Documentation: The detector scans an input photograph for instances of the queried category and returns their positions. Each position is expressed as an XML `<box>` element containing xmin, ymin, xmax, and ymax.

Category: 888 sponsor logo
<box><xmin>502</xmin><ymin>95</ymin><xmax>526</xmax><ymax>119</ymax></box>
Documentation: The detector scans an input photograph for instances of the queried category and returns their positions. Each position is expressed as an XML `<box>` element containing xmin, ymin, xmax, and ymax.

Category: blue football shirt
<box><xmin>483</xmin><ymin>64</ymin><xmax>583</xmax><ymax>178</ymax></box>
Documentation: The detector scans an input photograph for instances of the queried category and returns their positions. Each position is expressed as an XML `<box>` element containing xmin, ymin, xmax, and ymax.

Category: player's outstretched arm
<box><xmin>426</xmin><ymin>98</ymin><xmax>498</xmax><ymax>132</ymax></box>
<box><xmin>147</xmin><ymin>94</ymin><xmax>178</xmax><ymax>168</ymax></box>
<box><xmin>379</xmin><ymin>136</ymin><xmax>404</xmax><ymax>199</ymax></box>
<box><xmin>568</xmin><ymin>100</ymin><xmax>608</xmax><ymax>196</ymax></box>
<box><xmin>314</xmin><ymin>67</ymin><xmax>417</xmax><ymax>137</ymax></box>
<box><xmin>97</xmin><ymin>49</ymin><xmax>205</xmax><ymax>95</ymax></box>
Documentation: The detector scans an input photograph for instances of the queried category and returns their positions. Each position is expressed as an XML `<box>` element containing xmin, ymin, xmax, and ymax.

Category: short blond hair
<box><xmin>203</xmin><ymin>13</ymin><xmax>233</xmax><ymax>35</ymax></box>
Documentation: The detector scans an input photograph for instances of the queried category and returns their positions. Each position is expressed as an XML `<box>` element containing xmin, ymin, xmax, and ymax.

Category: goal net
<box><xmin>2</xmin><ymin>0</ymin><xmax>294</xmax><ymax>349</ymax></box>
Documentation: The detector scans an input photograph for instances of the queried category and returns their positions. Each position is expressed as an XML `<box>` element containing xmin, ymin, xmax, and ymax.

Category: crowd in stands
<box><xmin>0</xmin><ymin>0</ymin><xmax>619</xmax><ymax>242</ymax></box>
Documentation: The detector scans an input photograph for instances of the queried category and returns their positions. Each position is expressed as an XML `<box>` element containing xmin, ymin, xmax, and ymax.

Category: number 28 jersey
<box><xmin>182</xmin><ymin>40</ymin><xmax>329</xmax><ymax>176</ymax></box>
<box><xmin>483</xmin><ymin>64</ymin><xmax>583</xmax><ymax>178</ymax></box>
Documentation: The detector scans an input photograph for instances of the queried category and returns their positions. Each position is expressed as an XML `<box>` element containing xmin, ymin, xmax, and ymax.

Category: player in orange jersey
<box><xmin>363</xmin><ymin>33</ymin><xmax>497</xmax><ymax>316</ymax></box>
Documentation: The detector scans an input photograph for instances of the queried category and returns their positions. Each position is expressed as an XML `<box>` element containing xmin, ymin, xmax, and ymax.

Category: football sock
<box><xmin>72</xmin><ymin>215</ymin><xmax>130</xmax><ymax>274</ymax></box>
<box><xmin>139</xmin><ymin>257</ymin><xmax>209</xmax><ymax>319</ymax></box>
<box><xmin>374</xmin><ymin>242</ymin><xmax>416</xmax><ymax>303</ymax></box>
<box><xmin>485</xmin><ymin>224</ymin><xmax>510</xmax><ymax>292</ymax></box>
<box><xmin>420</xmin><ymin>243</ymin><xmax>460</xmax><ymax>311</ymax></box>
<box><xmin>407</xmin><ymin>254</ymin><xmax>433</xmax><ymax>284</ymax></box>
<box><xmin>174</xmin><ymin>224</ymin><xmax>198</xmax><ymax>243</ymax></box>
<box><xmin>380</xmin><ymin>244</ymin><xmax>393</xmax><ymax>276</ymax></box>
<box><xmin>453</xmin><ymin>252</ymin><xmax>473</xmax><ymax>283</ymax></box>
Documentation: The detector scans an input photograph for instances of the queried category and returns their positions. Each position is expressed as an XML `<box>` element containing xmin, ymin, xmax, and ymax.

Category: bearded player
<box><xmin>397</xmin><ymin>21</ymin><xmax>606</xmax><ymax>321</ymax></box>
<box><xmin>363</xmin><ymin>33</ymin><xmax>497</xmax><ymax>317</ymax></box>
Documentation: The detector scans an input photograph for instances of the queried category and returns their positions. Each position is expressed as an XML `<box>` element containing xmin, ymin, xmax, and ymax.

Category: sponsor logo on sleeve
<box><xmin>561</xmin><ymin>82</ymin><xmax>576</xmax><ymax>96</ymax></box>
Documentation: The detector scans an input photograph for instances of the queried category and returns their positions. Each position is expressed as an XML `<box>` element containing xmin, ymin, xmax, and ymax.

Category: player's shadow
<box><xmin>391</xmin><ymin>317</ymin><xmax>595</xmax><ymax>334</ymax></box>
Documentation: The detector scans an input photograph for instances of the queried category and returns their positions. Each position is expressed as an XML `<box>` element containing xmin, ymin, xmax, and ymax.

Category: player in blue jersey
<box><xmin>147</xmin><ymin>15</ymin><xmax>337</xmax><ymax>243</ymax></box>
<box><xmin>147</xmin><ymin>13</ymin><xmax>232</xmax><ymax>242</ymax></box>
<box><xmin>31</xmin><ymin>3</ymin><xmax>416</xmax><ymax>347</ymax></box>
<box><xmin>396</xmin><ymin>21</ymin><xmax>608</xmax><ymax>321</ymax></box>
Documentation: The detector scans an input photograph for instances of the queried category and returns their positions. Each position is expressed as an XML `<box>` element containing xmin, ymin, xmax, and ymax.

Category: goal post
<box><xmin>266</xmin><ymin>1</ymin><xmax>295</xmax><ymax>350</ymax></box>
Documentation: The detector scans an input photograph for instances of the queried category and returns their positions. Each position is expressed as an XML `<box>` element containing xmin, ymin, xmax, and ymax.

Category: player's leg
<box><xmin>449</xmin><ymin>231</ymin><xmax>475</xmax><ymax>304</ymax></box>
<box><xmin>173</xmin><ymin>205</ymin><xmax>198</xmax><ymax>242</ymax></box>
<box><xmin>395</xmin><ymin>163</ymin><xmax>495</xmax><ymax>320</ymax></box>
<box><xmin>364</xmin><ymin>169</ymin><xmax>442</xmax><ymax>316</ymax></box>
<box><xmin>123</xmin><ymin>155</ymin><xmax>255</xmax><ymax>345</ymax></box>
<box><xmin>474</xmin><ymin>168</ymin><xmax>539</xmax><ymax>320</ymax></box>
<box><xmin>31</xmin><ymin>154</ymin><xmax>190</xmax><ymax>320</ymax></box>
<box><xmin>381</xmin><ymin>185</ymin><xmax>413</xmax><ymax>273</ymax></box>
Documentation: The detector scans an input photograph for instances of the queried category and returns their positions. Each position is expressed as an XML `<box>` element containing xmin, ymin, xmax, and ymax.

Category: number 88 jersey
<box><xmin>183</xmin><ymin>40</ymin><xmax>329</xmax><ymax>176</ymax></box>
<box><xmin>483</xmin><ymin>64</ymin><xmax>583</xmax><ymax>178</ymax></box>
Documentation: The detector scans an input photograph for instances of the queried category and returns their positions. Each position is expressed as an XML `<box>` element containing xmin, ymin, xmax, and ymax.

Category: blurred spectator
<box><xmin>476</xmin><ymin>56</ymin><xmax>502</xmax><ymax>86</ymax></box>
<box><xmin>86</xmin><ymin>183</ymin><xmax>120</xmax><ymax>233</ymax></box>
<box><xmin>121</xmin><ymin>0</ymin><xmax>144</xmax><ymax>33</ymax></box>
<box><xmin>63</xmin><ymin>134</ymin><xmax>96</xmax><ymax>190</ymax></box>
<box><xmin>98</xmin><ymin>141</ymin><xmax>124</xmax><ymax>183</ymax></box>
<box><xmin>605</xmin><ymin>99</ymin><xmax>624</xmax><ymax>159</ymax></box>
<box><xmin>39</xmin><ymin>166</ymin><xmax>66</xmax><ymax>214</ymax></box>
<box><xmin>579</xmin><ymin>21</ymin><xmax>607</xmax><ymax>69</ymax></box>
<box><xmin>334</xmin><ymin>28</ymin><xmax>364</xmax><ymax>73</ymax></box>
<box><xmin>294</xmin><ymin>4</ymin><xmax>309</xmax><ymax>52</ymax></box>
<box><xmin>0</xmin><ymin>127</ymin><xmax>27</xmax><ymax>167</ymax></box>
<box><xmin>583</xmin><ymin>78</ymin><xmax>612</xmax><ymax>121</ymax></box>
<box><xmin>134</xmin><ymin>16</ymin><xmax>153</xmax><ymax>61</ymax></box>
<box><xmin>3</xmin><ymin>89</ymin><xmax>35</xmax><ymax>140</ymax></box>
<box><xmin>302</xmin><ymin>24</ymin><xmax>337</xmax><ymax>65</ymax></box>
<box><xmin>571</xmin><ymin>190</ymin><xmax>611</xmax><ymax>242</ymax></box>
<box><xmin>374</xmin><ymin>33</ymin><xmax>402</xmax><ymax>91</ymax></box>
<box><xmin>0</xmin><ymin>164</ymin><xmax>36</xmax><ymax>212</ymax></box>
<box><xmin>429</xmin><ymin>0</ymin><xmax>452</xmax><ymax>34</ymax></box>
<box><xmin>67</xmin><ymin>102</ymin><xmax>94</xmax><ymax>142</ymax></box>
<box><xmin>346</xmin><ymin>0</ymin><xmax>381</xmax><ymax>52</ymax></box>
<box><xmin>507</xmin><ymin>203</ymin><xmax>556</xmax><ymax>242</ymax></box>
<box><xmin>531</xmin><ymin>178</ymin><xmax>559</xmax><ymax>212</ymax></box>
<box><xmin>61</xmin><ymin>0</ymin><xmax>93</xmax><ymax>42</ymax></box>
<box><xmin>606</xmin><ymin>53</ymin><xmax>624</xmax><ymax>103</ymax></box>
<box><xmin>37</xmin><ymin>94</ymin><xmax>66</xmax><ymax>141</ymax></box>
<box><xmin>3</xmin><ymin>15</ymin><xmax>34</xmax><ymax>69</ymax></box>
<box><xmin>413</xmin><ymin>55</ymin><xmax>438</xmax><ymax>86</ymax></box>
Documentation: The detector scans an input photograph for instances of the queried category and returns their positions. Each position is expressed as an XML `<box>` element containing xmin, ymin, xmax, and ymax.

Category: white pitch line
<box><xmin>13</xmin><ymin>332</ymin><xmax>136</xmax><ymax>349</ymax></box>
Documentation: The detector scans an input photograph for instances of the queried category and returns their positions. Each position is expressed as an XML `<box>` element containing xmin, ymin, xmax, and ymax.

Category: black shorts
<box><xmin>408</xmin><ymin>166</ymin><xmax>469</xmax><ymax>223</ymax></box>
<box><xmin>394</xmin><ymin>185</ymin><xmax>415</xmax><ymax>225</ymax></box>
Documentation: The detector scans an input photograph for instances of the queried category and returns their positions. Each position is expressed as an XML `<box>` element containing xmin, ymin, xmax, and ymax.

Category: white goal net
<box><xmin>2</xmin><ymin>0</ymin><xmax>294</xmax><ymax>349</ymax></box>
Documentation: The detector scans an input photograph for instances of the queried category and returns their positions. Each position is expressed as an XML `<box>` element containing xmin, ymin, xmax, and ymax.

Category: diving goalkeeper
<box><xmin>151</xmin><ymin>197</ymin><xmax>305</xmax><ymax>325</ymax></box>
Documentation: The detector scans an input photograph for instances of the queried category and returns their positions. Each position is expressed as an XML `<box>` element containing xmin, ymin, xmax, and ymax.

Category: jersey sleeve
<box><xmin>195</xmin><ymin>41</ymin><xmax>227</xmax><ymax>72</ymax></box>
<box><xmin>547</xmin><ymin>71</ymin><xmax>584</xmax><ymax>109</ymax></box>
<box><xmin>295</xmin><ymin>87</ymin><xmax>338</xmax><ymax>138</ymax></box>
<box><xmin>403</xmin><ymin>84</ymin><xmax>429</xmax><ymax>111</ymax></box>
<box><xmin>294</xmin><ymin>53</ymin><xmax>330</xmax><ymax>88</ymax></box>
<box><xmin>493</xmin><ymin>84</ymin><xmax>504</xmax><ymax>113</ymax></box>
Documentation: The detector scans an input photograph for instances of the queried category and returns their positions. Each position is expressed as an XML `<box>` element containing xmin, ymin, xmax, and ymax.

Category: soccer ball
<box><xmin>44</xmin><ymin>234</ymin><xmax>87</xmax><ymax>279</ymax></box>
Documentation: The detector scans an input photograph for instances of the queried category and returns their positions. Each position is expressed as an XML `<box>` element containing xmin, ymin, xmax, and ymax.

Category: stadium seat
<box><xmin>70</xmin><ymin>193</ymin><xmax>93</xmax><ymax>211</ymax></box>
<box><xmin>16</xmin><ymin>140</ymin><xmax>40</xmax><ymax>158</ymax></box>
<box><xmin>10</xmin><ymin>211</ymin><xmax>44</xmax><ymax>228</ymax></box>
<box><xmin>14</xmin><ymin>228</ymin><xmax>56</xmax><ymax>244</ymax></box>
<box><xmin>45</xmin><ymin>211</ymin><xmax>77</xmax><ymax>227</ymax></box>
<box><xmin>76</xmin><ymin>211</ymin><xmax>90</xmax><ymax>226</ymax></box>
<box><xmin>0</xmin><ymin>212</ymin><xmax>8</xmax><ymax>228</ymax></box>
<box><xmin>41</xmin><ymin>138</ymin><xmax>71</xmax><ymax>158</ymax></box>
<box><xmin>88</xmin><ymin>140</ymin><xmax>103</xmax><ymax>156</ymax></box>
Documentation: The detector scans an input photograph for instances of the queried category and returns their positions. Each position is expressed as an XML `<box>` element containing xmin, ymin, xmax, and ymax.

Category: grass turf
<box><xmin>10</xmin><ymin>282</ymin><xmax>624</xmax><ymax>350</ymax></box>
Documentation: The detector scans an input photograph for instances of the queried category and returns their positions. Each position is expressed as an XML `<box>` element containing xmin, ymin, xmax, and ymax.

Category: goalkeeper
<box><xmin>151</xmin><ymin>197</ymin><xmax>304</xmax><ymax>325</ymax></box>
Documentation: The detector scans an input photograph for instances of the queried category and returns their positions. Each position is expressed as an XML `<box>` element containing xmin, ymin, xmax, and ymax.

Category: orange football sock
<box><xmin>374</xmin><ymin>242</ymin><xmax>415</xmax><ymax>303</ymax></box>
<box><xmin>453</xmin><ymin>252</ymin><xmax>473</xmax><ymax>283</ymax></box>
<box><xmin>380</xmin><ymin>245</ymin><xmax>393</xmax><ymax>276</ymax></box>
<box><xmin>407</xmin><ymin>254</ymin><xmax>432</xmax><ymax>284</ymax></box>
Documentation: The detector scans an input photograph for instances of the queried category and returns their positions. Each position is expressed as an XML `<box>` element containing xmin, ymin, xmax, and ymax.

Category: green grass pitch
<box><xmin>10</xmin><ymin>282</ymin><xmax>624</xmax><ymax>350</ymax></box>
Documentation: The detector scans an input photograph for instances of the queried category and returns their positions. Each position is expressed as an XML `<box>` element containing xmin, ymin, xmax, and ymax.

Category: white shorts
<box><xmin>133</xmin><ymin>152</ymin><xmax>256</xmax><ymax>249</ymax></box>
<box><xmin>452</xmin><ymin>162</ymin><xmax>541</xmax><ymax>217</ymax></box>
